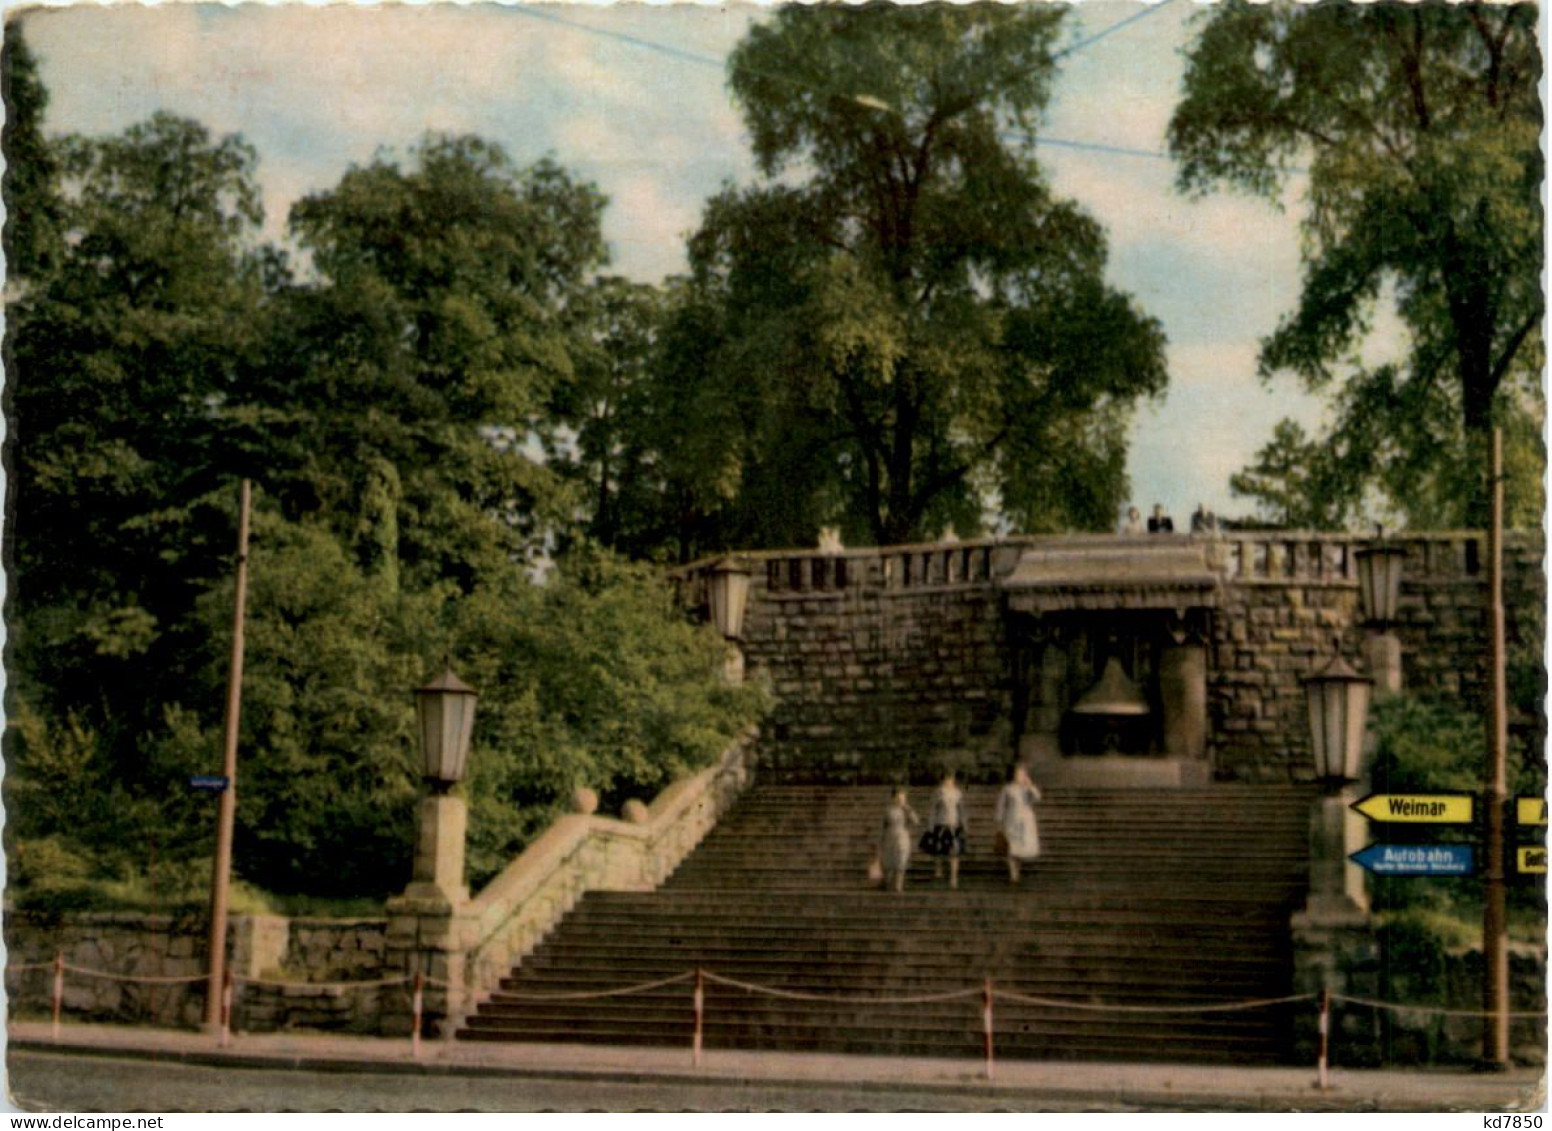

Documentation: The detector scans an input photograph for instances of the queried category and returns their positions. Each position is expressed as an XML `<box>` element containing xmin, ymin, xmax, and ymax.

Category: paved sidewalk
<box><xmin>7</xmin><ymin>1021</ymin><xmax>1546</xmax><ymax>1113</ymax></box>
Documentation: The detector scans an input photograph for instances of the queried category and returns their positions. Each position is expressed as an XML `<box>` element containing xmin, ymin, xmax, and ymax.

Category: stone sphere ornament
<box><xmin>571</xmin><ymin>786</ymin><xmax>599</xmax><ymax>816</ymax></box>
<box><xmin>623</xmin><ymin>799</ymin><xmax>650</xmax><ymax>825</ymax></box>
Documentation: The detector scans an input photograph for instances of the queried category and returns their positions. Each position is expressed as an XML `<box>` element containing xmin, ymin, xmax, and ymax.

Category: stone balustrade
<box><xmin>390</xmin><ymin>726</ymin><xmax>759</xmax><ymax>1035</ymax></box>
<box><xmin>679</xmin><ymin>530</ymin><xmax>1510</xmax><ymax>598</ymax></box>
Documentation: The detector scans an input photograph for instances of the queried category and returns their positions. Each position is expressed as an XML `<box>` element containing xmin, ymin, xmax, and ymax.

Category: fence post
<box><xmin>412</xmin><ymin>972</ymin><xmax>425</xmax><ymax>1061</ymax></box>
<box><xmin>692</xmin><ymin>968</ymin><xmax>704</xmax><ymax>1068</ymax></box>
<box><xmin>983</xmin><ymin>978</ymin><xmax>995</xmax><ymax>1082</ymax></box>
<box><xmin>51</xmin><ymin>952</ymin><xmax>63</xmax><ymax>1042</ymax></box>
<box><xmin>220</xmin><ymin>968</ymin><xmax>233</xmax><ymax>1048</ymax></box>
<box><xmin>1317</xmin><ymin>989</ymin><xmax>1330</xmax><ymax>1092</ymax></box>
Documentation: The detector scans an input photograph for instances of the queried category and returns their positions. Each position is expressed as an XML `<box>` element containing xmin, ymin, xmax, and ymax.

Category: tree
<box><xmin>1228</xmin><ymin>420</ymin><xmax>1358</xmax><ymax>529</ymax></box>
<box><xmin>1170</xmin><ymin>2</ymin><xmax>1543</xmax><ymax>527</ymax></box>
<box><xmin>556</xmin><ymin>276</ymin><xmax>666</xmax><ymax>551</ymax></box>
<box><xmin>2</xmin><ymin>20</ymin><xmax>62</xmax><ymax>283</ymax></box>
<box><xmin>8</xmin><ymin>113</ymin><xmax>273</xmax><ymax>745</ymax></box>
<box><xmin>268</xmin><ymin>136</ymin><xmax>608</xmax><ymax>588</ymax></box>
<box><xmin>4</xmin><ymin>110</ymin><xmax>766</xmax><ymax>904</ymax></box>
<box><xmin>655</xmin><ymin>5</ymin><xmax>1165</xmax><ymax>552</ymax></box>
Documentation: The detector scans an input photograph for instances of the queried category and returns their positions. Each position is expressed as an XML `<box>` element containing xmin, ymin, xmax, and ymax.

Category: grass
<box><xmin>10</xmin><ymin>875</ymin><xmax>384</xmax><ymax>919</ymax></box>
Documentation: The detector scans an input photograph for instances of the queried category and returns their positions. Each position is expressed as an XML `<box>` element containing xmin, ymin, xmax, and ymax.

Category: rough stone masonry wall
<box><xmin>1209</xmin><ymin>533</ymin><xmax>1545</xmax><ymax>781</ymax></box>
<box><xmin>713</xmin><ymin>532</ymin><xmax>1544</xmax><ymax>784</ymax></box>
<box><xmin>4</xmin><ymin>910</ymin><xmax>393</xmax><ymax>1034</ymax></box>
<box><xmin>740</xmin><ymin>543</ymin><xmax>1022</xmax><ymax>784</ymax></box>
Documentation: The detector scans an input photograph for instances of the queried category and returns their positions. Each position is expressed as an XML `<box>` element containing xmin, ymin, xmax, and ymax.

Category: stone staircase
<box><xmin>457</xmin><ymin>783</ymin><xmax>1316</xmax><ymax>1063</ymax></box>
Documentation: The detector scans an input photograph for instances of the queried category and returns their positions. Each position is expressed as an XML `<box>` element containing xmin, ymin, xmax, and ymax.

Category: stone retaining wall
<box><xmin>5</xmin><ymin>731</ymin><xmax>759</xmax><ymax>1038</ymax></box>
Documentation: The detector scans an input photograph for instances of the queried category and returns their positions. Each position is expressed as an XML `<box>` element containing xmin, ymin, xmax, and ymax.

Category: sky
<box><xmin>16</xmin><ymin>0</ymin><xmax>1397</xmax><ymax>532</ymax></box>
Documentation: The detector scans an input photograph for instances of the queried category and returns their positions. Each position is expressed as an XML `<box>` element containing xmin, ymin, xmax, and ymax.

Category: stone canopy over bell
<box><xmin>1070</xmin><ymin>657</ymin><xmax>1151</xmax><ymax>717</ymax></box>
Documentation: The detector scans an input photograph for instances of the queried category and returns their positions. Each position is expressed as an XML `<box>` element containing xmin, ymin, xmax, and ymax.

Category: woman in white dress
<box><xmin>878</xmin><ymin>786</ymin><xmax>921</xmax><ymax>893</ymax></box>
<box><xmin>994</xmin><ymin>764</ymin><xmax>1042</xmax><ymax>883</ymax></box>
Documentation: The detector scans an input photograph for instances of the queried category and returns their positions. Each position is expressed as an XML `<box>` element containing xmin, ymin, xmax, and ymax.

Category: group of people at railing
<box><xmin>872</xmin><ymin>766</ymin><xmax>1043</xmax><ymax>892</ymax></box>
<box><xmin>1120</xmin><ymin>503</ymin><xmax>1220</xmax><ymax>535</ymax></box>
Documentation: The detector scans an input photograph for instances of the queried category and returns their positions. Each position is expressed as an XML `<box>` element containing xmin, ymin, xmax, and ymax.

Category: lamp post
<box><xmin>706</xmin><ymin>558</ymin><xmax>752</xmax><ymax>684</ymax></box>
<box><xmin>1305</xmin><ymin>643</ymin><xmax>1373</xmax><ymax>792</ymax></box>
<box><xmin>406</xmin><ymin>662</ymin><xmax>478</xmax><ymax>905</ymax></box>
<box><xmin>1354</xmin><ymin>527</ymin><xmax>1406</xmax><ymax>699</ymax></box>
<box><xmin>1299</xmin><ymin>639</ymin><xmax>1374</xmax><ymax>921</ymax></box>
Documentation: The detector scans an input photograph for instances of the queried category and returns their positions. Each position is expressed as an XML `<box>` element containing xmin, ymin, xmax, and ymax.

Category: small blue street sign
<box><xmin>1349</xmin><ymin>843</ymin><xmax>1474</xmax><ymax>877</ymax></box>
<box><xmin>188</xmin><ymin>775</ymin><xmax>230</xmax><ymax>792</ymax></box>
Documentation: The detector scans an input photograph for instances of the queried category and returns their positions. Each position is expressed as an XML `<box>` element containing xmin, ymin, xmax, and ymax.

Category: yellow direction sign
<box><xmin>1516</xmin><ymin>797</ymin><xmax>1548</xmax><ymax>827</ymax></box>
<box><xmin>1351</xmin><ymin>793</ymin><xmax>1473</xmax><ymax>824</ymax></box>
<box><xmin>1517</xmin><ymin>846</ymin><xmax>1546</xmax><ymax>875</ymax></box>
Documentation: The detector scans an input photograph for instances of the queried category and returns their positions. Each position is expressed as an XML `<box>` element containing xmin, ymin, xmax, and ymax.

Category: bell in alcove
<box><xmin>1067</xmin><ymin>656</ymin><xmax>1153</xmax><ymax>756</ymax></box>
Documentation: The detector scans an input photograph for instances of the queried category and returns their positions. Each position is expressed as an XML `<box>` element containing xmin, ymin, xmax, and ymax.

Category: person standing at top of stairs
<box><xmin>922</xmin><ymin>771</ymin><xmax>969</xmax><ymax>890</ymax></box>
<box><xmin>878</xmin><ymin>787</ymin><xmax>921</xmax><ymax>893</ymax></box>
<box><xmin>995</xmin><ymin>765</ymin><xmax>1043</xmax><ymax>884</ymax></box>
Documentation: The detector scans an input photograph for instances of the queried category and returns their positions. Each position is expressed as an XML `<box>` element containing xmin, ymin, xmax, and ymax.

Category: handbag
<box><xmin>866</xmin><ymin>855</ymin><xmax>884</xmax><ymax>884</ymax></box>
<box><xmin>994</xmin><ymin>830</ymin><xmax>1010</xmax><ymax>858</ymax></box>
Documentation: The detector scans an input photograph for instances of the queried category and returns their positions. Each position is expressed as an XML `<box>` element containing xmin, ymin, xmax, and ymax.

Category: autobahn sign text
<box><xmin>1350</xmin><ymin>843</ymin><xmax>1475</xmax><ymax>877</ymax></box>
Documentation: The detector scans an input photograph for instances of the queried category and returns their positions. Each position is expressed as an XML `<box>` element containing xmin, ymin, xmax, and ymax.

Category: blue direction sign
<box><xmin>188</xmin><ymin>775</ymin><xmax>230</xmax><ymax>793</ymax></box>
<box><xmin>1350</xmin><ymin>843</ymin><xmax>1474</xmax><ymax>877</ymax></box>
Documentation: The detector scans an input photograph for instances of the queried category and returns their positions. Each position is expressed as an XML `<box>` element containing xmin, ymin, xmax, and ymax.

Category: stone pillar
<box><xmin>1290</xmin><ymin>787</ymin><xmax>1380</xmax><ymax>1065</ymax></box>
<box><xmin>406</xmin><ymin>794</ymin><xmax>469</xmax><ymax>905</ymax></box>
<box><xmin>385</xmin><ymin>790</ymin><xmax>474</xmax><ymax>1039</ymax></box>
<box><xmin>1023</xmin><ymin>641</ymin><xmax>1066</xmax><ymax>760</ymax></box>
<box><xmin>383</xmin><ymin>896</ymin><xmax>477</xmax><ymax>1039</ymax></box>
<box><xmin>1363</xmin><ymin>630</ymin><xmax>1403</xmax><ymax>701</ymax></box>
<box><xmin>1158</xmin><ymin>633</ymin><xmax>1207</xmax><ymax>759</ymax></box>
<box><xmin>1301</xmin><ymin>790</ymin><xmax>1369</xmax><ymax>920</ymax></box>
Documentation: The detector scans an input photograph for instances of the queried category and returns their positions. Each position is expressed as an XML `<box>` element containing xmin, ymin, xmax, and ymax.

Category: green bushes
<box><xmin>6</xmin><ymin>521</ymin><xmax>766</xmax><ymax>907</ymax></box>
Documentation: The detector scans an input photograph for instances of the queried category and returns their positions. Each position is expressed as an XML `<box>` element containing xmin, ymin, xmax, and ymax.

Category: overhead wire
<box><xmin>504</xmin><ymin>1</ymin><xmax>1187</xmax><ymax>166</ymax></box>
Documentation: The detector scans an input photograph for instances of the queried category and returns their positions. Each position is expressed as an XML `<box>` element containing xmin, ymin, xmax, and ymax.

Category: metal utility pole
<box><xmin>205</xmin><ymin>479</ymin><xmax>251</xmax><ymax>1029</ymax></box>
<box><xmin>1482</xmin><ymin>429</ymin><xmax>1509</xmax><ymax>1068</ymax></box>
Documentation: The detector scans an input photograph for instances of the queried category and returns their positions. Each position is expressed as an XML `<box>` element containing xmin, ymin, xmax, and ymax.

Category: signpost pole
<box><xmin>204</xmin><ymin>479</ymin><xmax>251</xmax><ymax>1031</ymax></box>
<box><xmin>1483</xmin><ymin>429</ymin><xmax>1510</xmax><ymax>1069</ymax></box>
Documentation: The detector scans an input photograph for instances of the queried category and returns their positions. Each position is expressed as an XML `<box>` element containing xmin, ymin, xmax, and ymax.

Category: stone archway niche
<box><xmin>1002</xmin><ymin>537</ymin><xmax>1219</xmax><ymax>788</ymax></box>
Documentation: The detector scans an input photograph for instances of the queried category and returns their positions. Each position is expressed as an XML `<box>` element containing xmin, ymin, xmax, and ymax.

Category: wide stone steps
<box><xmin>456</xmin><ymin>783</ymin><xmax>1313</xmax><ymax>1063</ymax></box>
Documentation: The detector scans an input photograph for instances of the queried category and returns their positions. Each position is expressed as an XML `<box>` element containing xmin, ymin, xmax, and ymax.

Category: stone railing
<box><xmin>677</xmin><ymin>530</ymin><xmax>1532</xmax><ymax>598</ymax></box>
<box><xmin>449</xmin><ymin>727</ymin><xmax>758</xmax><ymax>1025</ymax></box>
<box><xmin>1215</xmin><ymin>531</ymin><xmax>1493</xmax><ymax>586</ymax></box>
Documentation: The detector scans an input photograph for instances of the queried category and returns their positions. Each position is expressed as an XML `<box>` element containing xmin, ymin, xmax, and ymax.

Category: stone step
<box><xmin>464</xmin><ymin>1007</ymin><xmax>1286</xmax><ymax>1043</ymax></box>
<box><xmin>455</xmin><ymin>1021</ymin><xmax>1288</xmax><ymax>1063</ymax></box>
<box><xmin>542</xmin><ymin>919</ymin><xmax>1290</xmax><ymax>947</ymax></box>
<box><xmin>458</xmin><ymin>782</ymin><xmax>1311</xmax><ymax>1063</ymax></box>
<box><xmin>579</xmin><ymin>890</ymin><xmax>1295</xmax><ymax>914</ymax></box>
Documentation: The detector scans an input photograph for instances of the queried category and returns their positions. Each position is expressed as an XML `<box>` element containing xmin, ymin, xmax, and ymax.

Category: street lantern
<box><xmin>1354</xmin><ymin>526</ymin><xmax>1406</xmax><ymax>628</ymax></box>
<box><xmin>1304</xmin><ymin>641</ymin><xmax>1373</xmax><ymax>789</ymax></box>
<box><xmin>415</xmin><ymin>663</ymin><xmax>478</xmax><ymax>790</ymax></box>
<box><xmin>706</xmin><ymin>558</ymin><xmax>752</xmax><ymax>641</ymax></box>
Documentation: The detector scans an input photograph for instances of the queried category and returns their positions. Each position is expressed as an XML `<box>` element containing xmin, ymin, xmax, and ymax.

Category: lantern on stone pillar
<box><xmin>1304</xmin><ymin>642</ymin><xmax>1372</xmax><ymax>790</ymax></box>
<box><xmin>1354</xmin><ymin>526</ymin><xmax>1406</xmax><ymax>699</ymax></box>
<box><xmin>1354</xmin><ymin>527</ymin><xmax>1406</xmax><ymax>628</ymax></box>
<box><xmin>415</xmin><ymin>663</ymin><xmax>479</xmax><ymax>792</ymax></box>
<box><xmin>706</xmin><ymin>558</ymin><xmax>752</xmax><ymax>641</ymax></box>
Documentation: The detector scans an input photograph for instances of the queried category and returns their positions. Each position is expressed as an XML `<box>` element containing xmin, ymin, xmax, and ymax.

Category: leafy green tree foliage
<box><xmin>645</xmin><ymin>5</ymin><xmax>1165</xmax><ymax>554</ymax></box>
<box><xmin>8</xmin><ymin>113</ymin><xmax>272</xmax><ymax>750</ymax></box>
<box><xmin>2</xmin><ymin>20</ymin><xmax>62</xmax><ymax>282</ymax></box>
<box><xmin>5</xmin><ymin>109</ymin><xmax>764</xmax><ymax>904</ymax></box>
<box><xmin>1171</xmin><ymin>2</ymin><xmax>1543</xmax><ymax>527</ymax></box>
<box><xmin>200</xmin><ymin>520</ymin><xmax>759</xmax><ymax>897</ymax></box>
<box><xmin>1228</xmin><ymin>420</ymin><xmax>1356</xmax><ymax>529</ymax></box>
<box><xmin>451</xmin><ymin>548</ymin><xmax>765</xmax><ymax>886</ymax></box>
<box><xmin>270</xmin><ymin>136</ymin><xmax>608</xmax><ymax>588</ymax></box>
<box><xmin>555</xmin><ymin>276</ymin><xmax>668</xmax><ymax>551</ymax></box>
